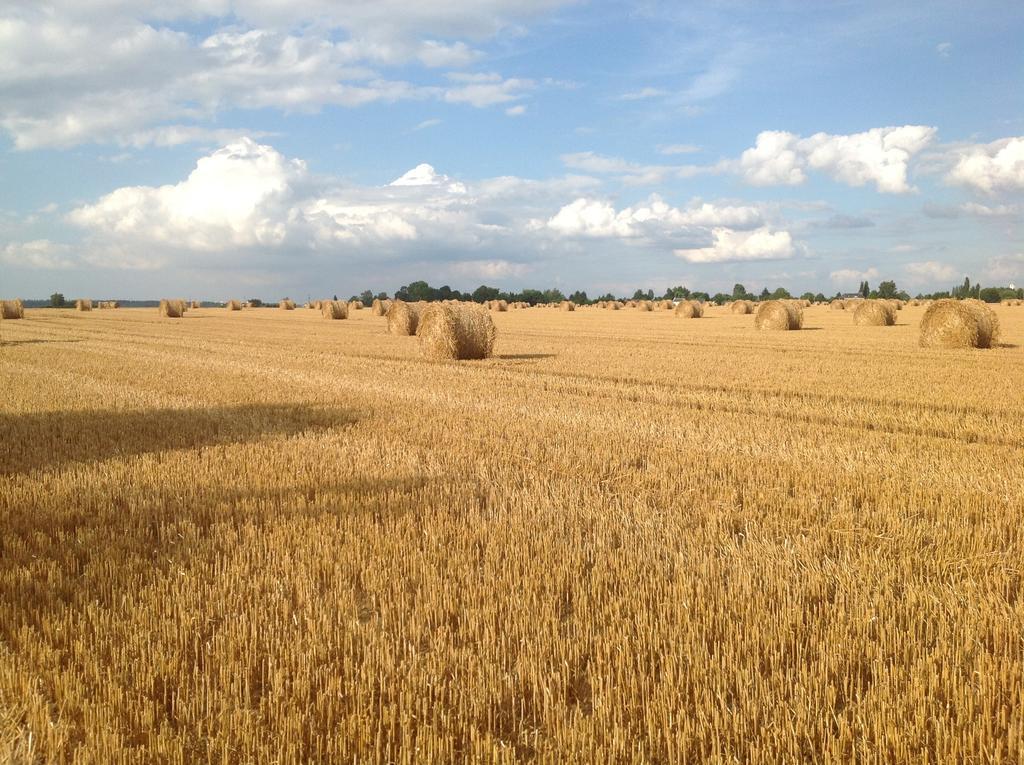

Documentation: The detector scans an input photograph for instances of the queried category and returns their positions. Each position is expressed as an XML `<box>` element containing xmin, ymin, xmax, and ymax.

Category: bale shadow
<box><xmin>0</xmin><ymin>403</ymin><xmax>358</xmax><ymax>476</ymax></box>
<box><xmin>496</xmin><ymin>353</ymin><xmax>557</xmax><ymax>360</ymax></box>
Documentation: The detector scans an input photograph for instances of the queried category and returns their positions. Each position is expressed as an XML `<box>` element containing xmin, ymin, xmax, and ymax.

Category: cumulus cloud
<box><xmin>946</xmin><ymin>137</ymin><xmax>1024</xmax><ymax>193</ymax></box>
<box><xmin>904</xmin><ymin>261</ymin><xmax>959</xmax><ymax>283</ymax></box>
<box><xmin>65</xmin><ymin>138</ymin><xmax>795</xmax><ymax>274</ymax></box>
<box><xmin>830</xmin><ymin>267</ymin><xmax>879</xmax><ymax>283</ymax></box>
<box><xmin>658</xmin><ymin>144</ymin><xmax>700</xmax><ymax>155</ymax></box>
<box><xmin>1</xmin><ymin>240</ymin><xmax>76</xmax><ymax>269</ymax></box>
<box><xmin>0</xmin><ymin>3</ymin><xmax>561</xmax><ymax>148</ymax></box>
<box><xmin>736</xmin><ymin>126</ymin><xmax>937</xmax><ymax>193</ymax></box>
<box><xmin>985</xmin><ymin>254</ymin><xmax>1024</xmax><ymax>283</ymax></box>
<box><xmin>547</xmin><ymin>196</ymin><xmax>765</xmax><ymax>239</ymax></box>
<box><xmin>675</xmin><ymin>227</ymin><xmax>797</xmax><ymax>264</ymax></box>
<box><xmin>442</xmin><ymin>72</ymin><xmax>535</xmax><ymax>107</ymax></box>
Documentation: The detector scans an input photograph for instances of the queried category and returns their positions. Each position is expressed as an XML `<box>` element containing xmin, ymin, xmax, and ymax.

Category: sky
<box><xmin>1</xmin><ymin>0</ymin><xmax>1023</xmax><ymax>301</ymax></box>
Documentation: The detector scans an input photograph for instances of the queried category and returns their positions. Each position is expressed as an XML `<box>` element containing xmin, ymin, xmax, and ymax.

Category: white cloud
<box><xmin>618</xmin><ymin>87</ymin><xmax>668</xmax><ymax>101</ymax></box>
<box><xmin>674</xmin><ymin>227</ymin><xmax>797</xmax><ymax>264</ymax></box>
<box><xmin>936</xmin><ymin>42</ymin><xmax>952</xmax><ymax>57</ymax></box>
<box><xmin>961</xmin><ymin>201</ymin><xmax>1023</xmax><ymax>217</ymax></box>
<box><xmin>830</xmin><ymin>267</ymin><xmax>879</xmax><ymax>283</ymax></box>
<box><xmin>737</xmin><ymin>126</ymin><xmax>937</xmax><ymax>193</ymax></box>
<box><xmin>947</xmin><ymin>137</ymin><xmax>1024</xmax><ymax>193</ymax></box>
<box><xmin>413</xmin><ymin>118</ymin><xmax>442</xmax><ymax>131</ymax></box>
<box><xmin>658</xmin><ymin>143</ymin><xmax>700</xmax><ymax>155</ymax></box>
<box><xmin>69</xmin><ymin>138</ymin><xmax>308</xmax><ymax>254</ymax></box>
<box><xmin>548</xmin><ymin>195</ymin><xmax>767</xmax><ymax>241</ymax></box>
<box><xmin>560</xmin><ymin>151</ymin><xmax>705</xmax><ymax>186</ymax></box>
<box><xmin>985</xmin><ymin>254</ymin><xmax>1024</xmax><ymax>283</ymax></box>
<box><xmin>505</xmin><ymin>104</ymin><xmax>527</xmax><ymax>117</ymax></box>
<box><xmin>904</xmin><ymin>260</ymin><xmax>959</xmax><ymax>283</ymax></box>
<box><xmin>442</xmin><ymin>73</ymin><xmax>534</xmax><ymax>107</ymax></box>
<box><xmin>450</xmin><ymin>259</ymin><xmax>530</xmax><ymax>279</ymax></box>
<box><xmin>0</xmin><ymin>240</ymin><xmax>76</xmax><ymax>270</ymax></box>
<box><xmin>389</xmin><ymin>164</ymin><xmax>467</xmax><ymax>194</ymax></box>
<box><xmin>0</xmin><ymin>3</ymin><xmax>560</xmax><ymax>148</ymax></box>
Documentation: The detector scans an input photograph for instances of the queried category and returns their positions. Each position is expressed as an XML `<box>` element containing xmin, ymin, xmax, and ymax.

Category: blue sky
<box><xmin>1</xmin><ymin>0</ymin><xmax>1022</xmax><ymax>300</ymax></box>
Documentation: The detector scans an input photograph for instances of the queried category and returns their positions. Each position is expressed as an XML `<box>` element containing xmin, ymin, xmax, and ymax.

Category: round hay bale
<box><xmin>278</xmin><ymin>299</ymin><xmax>295</xmax><ymax>310</ymax></box>
<box><xmin>0</xmin><ymin>299</ymin><xmax>25</xmax><ymax>319</ymax></box>
<box><xmin>418</xmin><ymin>302</ymin><xmax>497</xmax><ymax>360</ymax></box>
<box><xmin>754</xmin><ymin>300</ymin><xmax>803</xmax><ymax>331</ymax></box>
<box><xmin>674</xmin><ymin>300</ymin><xmax>703</xmax><ymax>318</ymax></box>
<box><xmin>371</xmin><ymin>298</ymin><xmax>391</xmax><ymax>316</ymax></box>
<box><xmin>561</xmin><ymin>301</ymin><xmax>576</xmax><ymax>312</ymax></box>
<box><xmin>75</xmin><ymin>299</ymin><xmax>93</xmax><ymax>312</ymax></box>
<box><xmin>909</xmin><ymin>299</ymin><xmax>921</xmax><ymax>307</ymax></box>
<box><xmin>853</xmin><ymin>300</ymin><xmax>896</xmax><ymax>326</ymax></box>
<box><xmin>159</xmin><ymin>299</ymin><xmax>184</xmax><ymax>318</ymax></box>
<box><xmin>348</xmin><ymin>300</ymin><xmax>363</xmax><ymax>312</ymax></box>
<box><xmin>830</xmin><ymin>299</ymin><xmax>847</xmax><ymax>310</ymax></box>
<box><xmin>920</xmin><ymin>299</ymin><xmax>1000</xmax><ymax>349</ymax></box>
<box><xmin>226</xmin><ymin>300</ymin><xmax>242</xmax><ymax>311</ymax></box>
<box><xmin>190</xmin><ymin>300</ymin><xmax>201</xmax><ymax>309</ymax></box>
<box><xmin>386</xmin><ymin>299</ymin><xmax>424</xmax><ymax>335</ymax></box>
<box><xmin>322</xmin><ymin>300</ymin><xmax>348</xmax><ymax>320</ymax></box>
<box><xmin>636</xmin><ymin>301</ymin><xmax>653</xmax><ymax>312</ymax></box>
<box><xmin>489</xmin><ymin>299</ymin><xmax>508</xmax><ymax>312</ymax></box>
<box><xmin>657</xmin><ymin>300</ymin><xmax>673</xmax><ymax>310</ymax></box>
<box><xmin>730</xmin><ymin>300</ymin><xmax>753</xmax><ymax>315</ymax></box>
<box><xmin>605</xmin><ymin>301</ymin><xmax>621</xmax><ymax>311</ymax></box>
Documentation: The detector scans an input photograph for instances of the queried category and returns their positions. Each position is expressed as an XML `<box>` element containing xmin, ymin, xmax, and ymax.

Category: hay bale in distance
<box><xmin>561</xmin><ymin>301</ymin><xmax>576</xmax><ymax>312</ymax></box>
<box><xmin>920</xmin><ymin>299</ymin><xmax>1000</xmax><ymax>349</ymax></box>
<box><xmin>226</xmin><ymin>300</ymin><xmax>242</xmax><ymax>311</ymax></box>
<box><xmin>372</xmin><ymin>298</ymin><xmax>391</xmax><ymax>316</ymax></box>
<box><xmin>386</xmin><ymin>299</ymin><xmax>424</xmax><ymax>336</ymax></box>
<box><xmin>190</xmin><ymin>300</ymin><xmax>201</xmax><ymax>309</ymax></box>
<box><xmin>322</xmin><ymin>300</ymin><xmax>348</xmax><ymax>320</ymax></box>
<box><xmin>159</xmin><ymin>299</ymin><xmax>184</xmax><ymax>318</ymax></box>
<box><xmin>75</xmin><ymin>299</ymin><xmax>93</xmax><ymax>312</ymax></box>
<box><xmin>636</xmin><ymin>301</ymin><xmax>653</xmax><ymax>312</ymax></box>
<box><xmin>754</xmin><ymin>300</ymin><xmax>803</xmax><ymax>331</ymax></box>
<box><xmin>348</xmin><ymin>300</ymin><xmax>364</xmax><ymax>312</ymax></box>
<box><xmin>489</xmin><ymin>300</ymin><xmax>508</xmax><ymax>312</ymax></box>
<box><xmin>674</xmin><ymin>300</ymin><xmax>703</xmax><ymax>319</ymax></box>
<box><xmin>279</xmin><ymin>299</ymin><xmax>296</xmax><ymax>310</ymax></box>
<box><xmin>0</xmin><ymin>299</ymin><xmax>25</xmax><ymax>319</ymax></box>
<box><xmin>853</xmin><ymin>300</ymin><xmax>896</xmax><ymax>327</ymax></box>
<box><xmin>605</xmin><ymin>301</ymin><xmax>621</xmax><ymax>311</ymax></box>
<box><xmin>830</xmin><ymin>299</ymin><xmax>847</xmax><ymax>310</ymax></box>
<box><xmin>417</xmin><ymin>302</ymin><xmax>497</xmax><ymax>360</ymax></box>
<box><xmin>730</xmin><ymin>300</ymin><xmax>753</xmax><ymax>315</ymax></box>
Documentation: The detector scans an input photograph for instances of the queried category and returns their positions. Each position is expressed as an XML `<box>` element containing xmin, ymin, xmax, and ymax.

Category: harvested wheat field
<box><xmin>1</xmin><ymin>304</ymin><xmax>1023</xmax><ymax>764</ymax></box>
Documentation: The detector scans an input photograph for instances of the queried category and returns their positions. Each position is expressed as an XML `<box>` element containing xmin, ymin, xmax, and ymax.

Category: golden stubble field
<box><xmin>1</xmin><ymin>303</ymin><xmax>1023</xmax><ymax>764</ymax></box>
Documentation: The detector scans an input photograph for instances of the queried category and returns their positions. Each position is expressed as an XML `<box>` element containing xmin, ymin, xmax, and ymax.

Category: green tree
<box><xmin>542</xmin><ymin>288</ymin><xmax>566</xmax><ymax>303</ymax></box>
<box><xmin>800</xmin><ymin>292</ymin><xmax>815</xmax><ymax>302</ymax></box>
<box><xmin>568</xmin><ymin>290</ymin><xmax>589</xmax><ymax>304</ymax></box>
<box><xmin>732</xmin><ymin>283</ymin><xmax>748</xmax><ymax>301</ymax></box>
<box><xmin>49</xmin><ymin>292</ymin><xmax>66</xmax><ymax>308</ymax></box>
<box><xmin>759</xmin><ymin>287</ymin><xmax>770</xmax><ymax>300</ymax></box>
<box><xmin>860</xmin><ymin>280</ymin><xmax>870</xmax><ymax>298</ymax></box>
<box><xmin>770</xmin><ymin>287</ymin><xmax>792</xmax><ymax>300</ymax></box>
<box><xmin>877</xmin><ymin>280</ymin><xmax>898</xmax><ymax>299</ymax></box>
<box><xmin>359</xmin><ymin>290</ymin><xmax>374</xmax><ymax>306</ymax></box>
<box><xmin>472</xmin><ymin>285</ymin><xmax>500</xmax><ymax>303</ymax></box>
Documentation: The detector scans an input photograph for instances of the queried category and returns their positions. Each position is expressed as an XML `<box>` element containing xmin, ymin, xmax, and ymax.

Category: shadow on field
<box><xmin>0</xmin><ymin>339</ymin><xmax>84</xmax><ymax>347</ymax></box>
<box><xmin>497</xmin><ymin>353</ymin><xmax>557</xmax><ymax>361</ymax></box>
<box><xmin>0</xmin><ymin>403</ymin><xmax>358</xmax><ymax>476</ymax></box>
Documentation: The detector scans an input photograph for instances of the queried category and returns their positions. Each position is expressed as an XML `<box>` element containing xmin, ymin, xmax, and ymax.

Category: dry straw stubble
<box><xmin>919</xmin><ymin>298</ymin><xmax>1001</xmax><ymax>349</ymax></box>
<box><xmin>417</xmin><ymin>302</ymin><xmax>497</xmax><ymax>360</ymax></box>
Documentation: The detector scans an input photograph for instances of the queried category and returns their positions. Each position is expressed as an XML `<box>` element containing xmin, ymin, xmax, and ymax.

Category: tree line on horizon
<box><xmin>35</xmin><ymin>277</ymin><xmax>1024</xmax><ymax>310</ymax></box>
